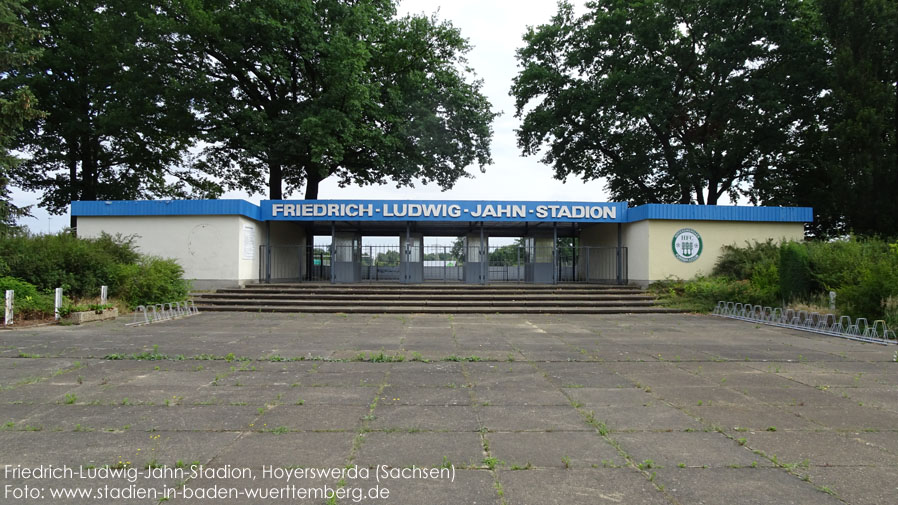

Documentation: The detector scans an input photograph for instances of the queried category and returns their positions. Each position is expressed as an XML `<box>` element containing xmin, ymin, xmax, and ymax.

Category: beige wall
<box><xmin>579</xmin><ymin>223</ymin><xmax>618</xmax><ymax>248</ymax></box>
<box><xmin>78</xmin><ymin>215</ymin><xmax>264</xmax><ymax>289</ymax></box>
<box><xmin>622</xmin><ymin>221</ymin><xmax>650</xmax><ymax>285</ymax></box>
<box><xmin>623</xmin><ymin>220</ymin><xmax>804</xmax><ymax>285</ymax></box>
<box><xmin>265</xmin><ymin>221</ymin><xmax>307</xmax><ymax>280</ymax></box>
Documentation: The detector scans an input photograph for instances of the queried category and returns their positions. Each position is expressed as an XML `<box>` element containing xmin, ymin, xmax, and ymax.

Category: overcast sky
<box><xmin>13</xmin><ymin>0</ymin><xmax>604</xmax><ymax>234</ymax></box>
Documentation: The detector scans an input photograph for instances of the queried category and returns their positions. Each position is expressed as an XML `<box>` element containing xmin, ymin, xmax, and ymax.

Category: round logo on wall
<box><xmin>672</xmin><ymin>228</ymin><xmax>702</xmax><ymax>263</ymax></box>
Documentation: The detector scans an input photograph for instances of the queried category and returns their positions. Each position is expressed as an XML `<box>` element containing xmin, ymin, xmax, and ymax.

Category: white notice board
<box><xmin>243</xmin><ymin>225</ymin><xmax>255</xmax><ymax>260</ymax></box>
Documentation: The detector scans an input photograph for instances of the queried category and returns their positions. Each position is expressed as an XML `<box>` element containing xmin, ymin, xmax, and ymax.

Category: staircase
<box><xmin>192</xmin><ymin>283</ymin><xmax>682</xmax><ymax>314</ymax></box>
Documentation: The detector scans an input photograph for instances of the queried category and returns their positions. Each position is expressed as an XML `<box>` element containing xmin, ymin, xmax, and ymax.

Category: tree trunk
<box><xmin>304</xmin><ymin>170</ymin><xmax>322</xmax><ymax>200</ymax></box>
<box><xmin>678</xmin><ymin>184</ymin><xmax>691</xmax><ymax>204</ymax></box>
<box><xmin>68</xmin><ymin>141</ymin><xmax>79</xmax><ymax>229</ymax></box>
<box><xmin>269</xmin><ymin>162</ymin><xmax>282</xmax><ymax>200</ymax></box>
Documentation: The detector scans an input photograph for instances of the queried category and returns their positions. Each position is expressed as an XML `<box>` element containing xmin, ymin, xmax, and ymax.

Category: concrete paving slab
<box><xmin>736</xmin><ymin>385</ymin><xmax>856</xmax><ymax>406</ymax></box>
<box><xmin>487</xmin><ymin>431</ymin><xmax>624</xmax><ymax>469</ymax></box>
<box><xmin>611</xmin><ymin>431</ymin><xmax>763</xmax><ymax>468</ymax></box>
<box><xmin>2</xmin><ymin>311</ymin><xmax>896</xmax><ymax>505</ymax></box>
<box><xmin>257</xmin><ymin>404</ymin><xmax>368</xmax><ymax>432</ymax></box>
<box><xmin>682</xmin><ymin>405</ymin><xmax>817</xmax><ymax>432</ymax></box>
<box><xmin>656</xmin><ymin>467</ymin><xmax>844</xmax><ymax>505</ymax></box>
<box><xmin>354</xmin><ymin>431</ymin><xmax>484</xmax><ymax>468</ymax></box>
<box><xmin>650</xmin><ymin>386</ymin><xmax>762</xmax><ymax>407</ymax></box>
<box><xmin>741</xmin><ymin>431</ymin><xmax>898</xmax><ymax>467</ymax></box>
<box><xmin>830</xmin><ymin>387</ymin><xmax>898</xmax><ymax>411</ymax></box>
<box><xmin>851</xmin><ymin>430</ymin><xmax>898</xmax><ymax>457</ymax></box>
<box><xmin>211</xmin><ymin>431</ymin><xmax>354</xmax><ymax>468</ymax></box>
<box><xmin>472</xmin><ymin>386</ymin><xmax>570</xmax><ymax>406</ymax></box>
<box><xmin>479</xmin><ymin>406</ymin><xmax>591</xmax><ymax>432</ymax></box>
<box><xmin>497</xmin><ymin>468</ymin><xmax>671</xmax><ymax>505</ymax></box>
<box><xmin>370</xmin><ymin>405</ymin><xmax>482</xmax><ymax>432</ymax></box>
<box><xmin>564</xmin><ymin>386</ymin><xmax>655</xmax><ymax>407</ymax></box>
<box><xmin>379</xmin><ymin>385</ymin><xmax>472</xmax><ymax>406</ymax></box>
<box><xmin>344</xmin><ymin>469</ymin><xmax>500</xmax><ymax>505</ymax></box>
<box><xmin>804</xmin><ymin>465</ymin><xmax>898</xmax><ymax>505</ymax></box>
<box><xmin>787</xmin><ymin>405</ymin><xmax>898</xmax><ymax>430</ymax></box>
<box><xmin>28</xmin><ymin>404</ymin><xmax>260</xmax><ymax>432</ymax></box>
<box><xmin>0</xmin><ymin>430</ymin><xmax>240</xmax><ymax>468</ymax></box>
<box><xmin>590</xmin><ymin>404</ymin><xmax>704</xmax><ymax>432</ymax></box>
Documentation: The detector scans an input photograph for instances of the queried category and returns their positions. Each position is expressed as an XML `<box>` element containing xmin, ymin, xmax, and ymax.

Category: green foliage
<box><xmin>512</xmin><ymin>0</ymin><xmax>819</xmax><ymax>205</ymax></box>
<box><xmin>111</xmin><ymin>257</ymin><xmax>189</xmax><ymax>308</ymax></box>
<box><xmin>0</xmin><ymin>232</ymin><xmax>138</xmax><ymax>297</ymax></box>
<box><xmin>0</xmin><ymin>232</ymin><xmax>189</xmax><ymax>314</ymax></box>
<box><xmin>0</xmin><ymin>275</ymin><xmax>53</xmax><ymax>317</ymax></box>
<box><xmin>58</xmin><ymin>303</ymin><xmax>114</xmax><ymax>318</ymax></box>
<box><xmin>653</xmin><ymin>276</ymin><xmax>779</xmax><ymax>313</ymax></box>
<box><xmin>8</xmin><ymin>0</ymin><xmax>211</xmax><ymax>218</ymax></box>
<box><xmin>489</xmin><ymin>242</ymin><xmax>524</xmax><ymax>265</ymax></box>
<box><xmin>753</xmin><ymin>0</ymin><xmax>897</xmax><ymax>237</ymax></box>
<box><xmin>659</xmin><ymin>238</ymin><xmax>898</xmax><ymax>324</ymax></box>
<box><xmin>713</xmin><ymin>241</ymin><xmax>780</xmax><ymax>280</ymax></box>
<box><xmin>779</xmin><ymin>242</ymin><xmax>811</xmax><ymax>303</ymax></box>
<box><xmin>375</xmin><ymin>250</ymin><xmax>401</xmax><ymax>267</ymax></box>
<box><xmin>171</xmin><ymin>0</ymin><xmax>497</xmax><ymax>199</ymax></box>
<box><xmin>0</xmin><ymin>0</ymin><xmax>44</xmax><ymax>234</ymax></box>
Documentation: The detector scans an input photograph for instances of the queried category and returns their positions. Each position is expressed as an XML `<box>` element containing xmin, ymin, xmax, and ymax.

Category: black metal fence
<box><xmin>259</xmin><ymin>244</ymin><xmax>627</xmax><ymax>284</ymax></box>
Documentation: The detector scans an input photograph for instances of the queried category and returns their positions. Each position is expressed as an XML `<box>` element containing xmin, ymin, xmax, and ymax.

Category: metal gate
<box><xmin>259</xmin><ymin>244</ymin><xmax>627</xmax><ymax>284</ymax></box>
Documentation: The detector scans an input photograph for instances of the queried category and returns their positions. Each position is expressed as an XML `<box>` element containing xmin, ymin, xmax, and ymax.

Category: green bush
<box><xmin>713</xmin><ymin>240</ymin><xmax>780</xmax><ymax>280</ymax></box>
<box><xmin>779</xmin><ymin>241</ymin><xmax>811</xmax><ymax>303</ymax></box>
<box><xmin>0</xmin><ymin>232</ymin><xmax>139</xmax><ymax>297</ymax></box>
<box><xmin>111</xmin><ymin>257</ymin><xmax>190</xmax><ymax>307</ymax></box>
<box><xmin>658</xmin><ymin>237</ymin><xmax>898</xmax><ymax>324</ymax></box>
<box><xmin>806</xmin><ymin>238</ymin><xmax>898</xmax><ymax>321</ymax></box>
<box><xmin>651</xmin><ymin>275</ymin><xmax>779</xmax><ymax>312</ymax></box>
<box><xmin>0</xmin><ymin>276</ymin><xmax>55</xmax><ymax>318</ymax></box>
<box><xmin>1</xmin><ymin>231</ymin><xmax>190</xmax><ymax>313</ymax></box>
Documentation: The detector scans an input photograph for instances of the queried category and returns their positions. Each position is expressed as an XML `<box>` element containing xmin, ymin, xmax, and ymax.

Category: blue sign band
<box><xmin>261</xmin><ymin>200</ymin><xmax>626</xmax><ymax>223</ymax></box>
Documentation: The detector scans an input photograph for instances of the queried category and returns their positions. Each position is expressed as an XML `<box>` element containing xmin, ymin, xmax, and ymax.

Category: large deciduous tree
<box><xmin>755</xmin><ymin>0</ymin><xmax>897</xmax><ymax>237</ymax></box>
<box><xmin>168</xmin><ymin>0</ymin><xmax>496</xmax><ymax>200</ymax></box>
<box><xmin>0</xmin><ymin>0</ymin><xmax>43</xmax><ymax>235</ymax></box>
<box><xmin>511</xmin><ymin>0</ymin><xmax>821</xmax><ymax>205</ymax></box>
<box><xmin>8</xmin><ymin>0</ymin><xmax>210</xmax><ymax>227</ymax></box>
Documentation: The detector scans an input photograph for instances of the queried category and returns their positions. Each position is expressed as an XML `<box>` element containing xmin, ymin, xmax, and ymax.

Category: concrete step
<box><xmin>191</xmin><ymin>282</ymin><xmax>670</xmax><ymax>314</ymax></box>
<box><xmin>194</xmin><ymin>304</ymin><xmax>684</xmax><ymax>314</ymax></box>
<box><xmin>197</xmin><ymin>292</ymin><xmax>656</xmax><ymax>302</ymax></box>
<box><xmin>241</xmin><ymin>282</ymin><xmax>635</xmax><ymax>290</ymax></box>
<box><xmin>211</xmin><ymin>287</ymin><xmax>643</xmax><ymax>296</ymax></box>
<box><xmin>195</xmin><ymin>298</ymin><xmax>661</xmax><ymax>308</ymax></box>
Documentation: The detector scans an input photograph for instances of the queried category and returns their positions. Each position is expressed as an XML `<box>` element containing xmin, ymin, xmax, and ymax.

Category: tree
<box><xmin>375</xmin><ymin>250</ymin><xmax>401</xmax><ymax>266</ymax></box>
<box><xmin>0</xmin><ymin>0</ymin><xmax>43</xmax><ymax>235</ymax></box>
<box><xmin>168</xmin><ymin>0</ymin><xmax>497</xmax><ymax>200</ymax></box>
<box><xmin>512</xmin><ymin>0</ymin><xmax>821</xmax><ymax>205</ymax></box>
<box><xmin>8</xmin><ymin>0</ymin><xmax>213</xmax><ymax>227</ymax></box>
<box><xmin>756</xmin><ymin>0</ymin><xmax>897</xmax><ymax>237</ymax></box>
<box><xmin>489</xmin><ymin>240</ymin><xmax>525</xmax><ymax>265</ymax></box>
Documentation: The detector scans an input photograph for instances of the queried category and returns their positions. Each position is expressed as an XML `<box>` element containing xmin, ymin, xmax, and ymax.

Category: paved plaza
<box><xmin>1</xmin><ymin>312</ymin><xmax>896</xmax><ymax>504</ymax></box>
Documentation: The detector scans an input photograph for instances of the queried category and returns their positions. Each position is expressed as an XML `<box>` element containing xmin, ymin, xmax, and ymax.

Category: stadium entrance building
<box><xmin>73</xmin><ymin>199</ymin><xmax>812</xmax><ymax>289</ymax></box>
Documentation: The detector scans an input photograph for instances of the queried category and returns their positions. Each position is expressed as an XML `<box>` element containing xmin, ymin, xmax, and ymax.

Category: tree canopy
<box><xmin>7</xmin><ymin>0</ymin><xmax>210</xmax><ymax>226</ymax></box>
<box><xmin>754</xmin><ymin>0</ymin><xmax>897</xmax><ymax>237</ymax></box>
<box><xmin>512</xmin><ymin>0</ymin><xmax>822</xmax><ymax>205</ymax></box>
<box><xmin>0</xmin><ymin>0</ymin><xmax>43</xmax><ymax>235</ymax></box>
<box><xmin>169</xmin><ymin>0</ymin><xmax>497</xmax><ymax>200</ymax></box>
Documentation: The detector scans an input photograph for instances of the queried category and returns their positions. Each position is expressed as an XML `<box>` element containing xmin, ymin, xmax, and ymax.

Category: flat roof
<box><xmin>72</xmin><ymin>199</ymin><xmax>813</xmax><ymax>225</ymax></box>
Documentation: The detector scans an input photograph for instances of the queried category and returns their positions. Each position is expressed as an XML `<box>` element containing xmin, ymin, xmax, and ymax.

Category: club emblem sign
<box><xmin>672</xmin><ymin>228</ymin><xmax>702</xmax><ymax>263</ymax></box>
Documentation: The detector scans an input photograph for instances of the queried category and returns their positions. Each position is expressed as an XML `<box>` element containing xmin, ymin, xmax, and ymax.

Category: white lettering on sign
<box><xmin>270</xmin><ymin>202</ymin><xmax>617</xmax><ymax>221</ymax></box>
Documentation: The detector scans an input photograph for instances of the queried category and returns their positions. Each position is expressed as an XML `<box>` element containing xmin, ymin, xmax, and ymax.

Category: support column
<box><xmin>480</xmin><ymin>222</ymin><xmax>486</xmax><ymax>285</ymax></box>
<box><xmin>553</xmin><ymin>222</ymin><xmax>558</xmax><ymax>285</ymax></box>
<box><xmin>617</xmin><ymin>223</ymin><xmax>623</xmax><ymax>285</ymax></box>
<box><xmin>265</xmin><ymin>221</ymin><xmax>272</xmax><ymax>284</ymax></box>
<box><xmin>463</xmin><ymin>227</ymin><xmax>488</xmax><ymax>284</ymax></box>
<box><xmin>399</xmin><ymin>223</ymin><xmax>423</xmax><ymax>284</ymax></box>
